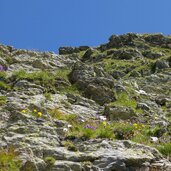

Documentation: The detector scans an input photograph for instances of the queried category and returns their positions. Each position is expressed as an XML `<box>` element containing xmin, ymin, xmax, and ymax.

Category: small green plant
<box><xmin>5</xmin><ymin>56</ymin><xmax>15</xmax><ymax>65</ymax></box>
<box><xmin>62</xmin><ymin>84</ymin><xmax>80</xmax><ymax>95</ymax></box>
<box><xmin>63</xmin><ymin>141</ymin><xmax>78</xmax><ymax>151</ymax></box>
<box><xmin>0</xmin><ymin>81</ymin><xmax>10</xmax><ymax>90</ymax></box>
<box><xmin>113</xmin><ymin>122</ymin><xmax>135</xmax><ymax>140</ymax></box>
<box><xmin>0</xmin><ymin>146</ymin><xmax>21</xmax><ymax>171</ymax></box>
<box><xmin>131</xmin><ymin>125</ymin><xmax>151</xmax><ymax>145</ymax></box>
<box><xmin>80</xmin><ymin>126</ymin><xmax>96</xmax><ymax>139</ymax></box>
<box><xmin>55</xmin><ymin>69</ymin><xmax>70</xmax><ymax>80</ymax></box>
<box><xmin>44</xmin><ymin>156</ymin><xmax>56</xmax><ymax>166</ymax></box>
<box><xmin>96</xmin><ymin>123</ymin><xmax>114</xmax><ymax>139</ymax></box>
<box><xmin>48</xmin><ymin>108</ymin><xmax>78</xmax><ymax>124</ymax></box>
<box><xmin>148</xmin><ymin>125</ymin><xmax>161</xmax><ymax>137</ymax></box>
<box><xmin>0</xmin><ymin>71</ymin><xmax>7</xmax><ymax>79</ymax></box>
<box><xmin>44</xmin><ymin>92</ymin><xmax>51</xmax><ymax>101</ymax></box>
<box><xmin>158</xmin><ymin>143</ymin><xmax>171</xmax><ymax>157</ymax></box>
<box><xmin>112</xmin><ymin>92</ymin><xmax>137</xmax><ymax>108</ymax></box>
<box><xmin>0</xmin><ymin>96</ymin><xmax>7</xmax><ymax>106</ymax></box>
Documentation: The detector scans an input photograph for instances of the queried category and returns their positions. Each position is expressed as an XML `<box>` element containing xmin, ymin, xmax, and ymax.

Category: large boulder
<box><xmin>112</xmin><ymin>48</ymin><xmax>143</xmax><ymax>60</ymax></box>
<box><xmin>69</xmin><ymin>63</ymin><xmax>115</xmax><ymax>105</ymax></box>
<box><xmin>107</xmin><ymin>33</ymin><xmax>138</xmax><ymax>48</ymax></box>
<box><xmin>144</xmin><ymin>33</ymin><xmax>171</xmax><ymax>46</ymax></box>
<box><xmin>154</xmin><ymin>60</ymin><xmax>170</xmax><ymax>72</ymax></box>
<box><xmin>84</xmin><ymin>83</ymin><xmax>115</xmax><ymax>105</ymax></box>
<box><xmin>81</xmin><ymin>48</ymin><xmax>97</xmax><ymax>62</ymax></box>
<box><xmin>104</xmin><ymin>105</ymin><xmax>137</xmax><ymax>120</ymax></box>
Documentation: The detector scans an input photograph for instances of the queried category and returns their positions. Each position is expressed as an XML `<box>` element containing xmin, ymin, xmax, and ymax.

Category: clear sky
<box><xmin>0</xmin><ymin>0</ymin><xmax>170</xmax><ymax>53</ymax></box>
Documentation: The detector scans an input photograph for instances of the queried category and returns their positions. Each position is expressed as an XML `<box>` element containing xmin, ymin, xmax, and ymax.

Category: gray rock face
<box><xmin>69</xmin><ymin>63</ymin><xmax>115</xmax><ymax>105</ymax></box>
<box><xmin>19</xmin><ymin>139</ymin><xmax>171</xmax><ymax>171</ymax></box>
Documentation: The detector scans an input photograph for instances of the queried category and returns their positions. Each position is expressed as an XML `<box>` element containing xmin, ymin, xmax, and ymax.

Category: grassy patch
<box><xmin>63</xmin><ymin>141</ymin><xmax>78</xmax><ymax>151</ymax></box>
<box><xmin>109</xmin><ymin>92</ymin><xmax>143</xmax><ymax>114</ymax></box>
<box><xmin>44</xmin><ymin>92</ymin><xmax>52</xmax><ymax>101</ymax></box>
<box><xmin>55</xmin><ymin>69</ymin><xmax>70</xmax><ymax>80</ymax></box>
<box><xmin>111</xmin><ymin>92</ymin><xmax>137</xmax><ymax>108</ymax></box>
<box><xmin>67</xmin><ymin>120</ymin><xmax>150</xmax><ymax>141</ymax></box>
<box><xmin>0</xmin><ymin>81</ymin><xmax>11</xmax><ymax>90</ymax></box>
<box><xmin>157</xmin><ymin>143</ymin><xmax>171</xmax><ymax>157</ymax></box>
<box><xmin>0</xmin><ymin>96</ymin><xmax>7</xmax><ymax>106</ymax></box>
<box><xmin>47</xmin><ymin>109</ymin><xmax>170</xmax><ymax>154</ymax></box>
<box><xmin>12</xmin><ymin>70</ymin><xmax>55</xmax><ymax>85</ymax></box>
<box><xmin>0</xmin><ymin>71</ymin><xmax>10</xmax><ymax>90</ymax></box>
<box><xmin>103</xmin><ymin>58</ymin><xmax>141</xmax><ymax>73</ymax></box>
<box><xmin>61</xmin><ymin>84</ymin><xmax>80</xmax><ymax>95</ymax></box>
<box><xmin>0</xmin><ymin>71</ymin><xmax>7</xmax><ymax>79</ymax></box>
<box><xmin>13</xmin><ymin>69</ymin><xmax>70</xmax><ymax>83</ymax></box>
<box><xmin>49</xmin><ymin>108</ymin><xmax>139</xmax><ymax>140</ymax></box>
<box><xmin>0</xmin><ymin>146</ymin><xmax>21</xmax><ymax>171</ymax></box>
<box><xmin>11</xmin><ymin>69</ymin><xmax>81</xmax><ymax>94</ymax></box>
<box><xmin>48</xmin><ymin>108</ymin><xmax>77</xmax><ymax>123</ymax></box>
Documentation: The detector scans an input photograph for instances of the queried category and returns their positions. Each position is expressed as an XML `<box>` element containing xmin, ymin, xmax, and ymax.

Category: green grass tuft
<box><xmin>158</xmin><ymin>143</ymin><xmax>171</xmax><ymax>157</ymax></box>
<box><xmin>0</xmin><ymin>146</ymin><xmax>21</xmax><ymax>171</ymax></box>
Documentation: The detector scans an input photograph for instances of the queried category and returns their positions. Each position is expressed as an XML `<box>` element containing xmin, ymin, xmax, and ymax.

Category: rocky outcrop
<box><xmin>0</xmin><ymin>33</ymin><xmax>171</xmax><ymax>171</ymax></box>
<box><xmin>59</xmin><ymin>46</ymin><xmax>90</xmax><ymax>55</ymax></box>
<box><xmin>69</xmin><ymin>62</ymin><xmax>115</xmax><ymax>105</ymax></box>
<box><xmin>104</xmin><ymin>105</ymin><xmax>137</xmax><ymax>120</ymax></box>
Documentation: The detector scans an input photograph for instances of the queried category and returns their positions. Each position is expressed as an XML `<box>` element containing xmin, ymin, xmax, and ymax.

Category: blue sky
<box><xmin>0</xmin><ymin>0</ymin><xmax>170</xmax><ymax>52</ymax></box>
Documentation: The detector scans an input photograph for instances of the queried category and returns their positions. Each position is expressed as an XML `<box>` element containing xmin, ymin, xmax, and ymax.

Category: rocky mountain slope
<box><xmin>0</xmin><ymin>33</ymin><xmax>171</xmax><ymax>171</ymax></box>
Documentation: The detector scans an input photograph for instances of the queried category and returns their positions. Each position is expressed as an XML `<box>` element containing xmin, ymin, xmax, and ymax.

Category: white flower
<box><xmin>67</xmin><ymin>124</ymin><xmax>72</xmax><ymax>128</ymax></box>
<box><xmin>63</xmin><ymin>128</ymin><xmax>69</xmax><ymax>132</ymax></box>
<box><xmin>99</xmin><ymin>116</ymin><xmax>107</xmax><ymax>121</ymax></box>
<box><xmin>135</xmin><ymin>90</ymin><xmax>147</xmax><ymax>95</ymax></box>
<box><xmin>81</xmin><ymin>119</ymin><xmax>85</xmax><ymax>123</ymax></box>
<box><xmin>150</xmin><ymin>137</ymin><xmax>158</xmax><ymax>143</ymax></box>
